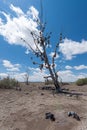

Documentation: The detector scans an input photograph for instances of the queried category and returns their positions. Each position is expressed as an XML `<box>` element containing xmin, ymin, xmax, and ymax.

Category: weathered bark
<box><xmin>48</xmin><ymin>68</ymin><xmax>61</xmax><ymax>92</ymax></box>
<box><xmin>43</xmin><ymin>44</ymin><xmax>61</xmax><ymax>92</ymax></box>
<box><xmin>54</xmin><ymin>80</ymin><xmax>61</xmax><ymax>92</ymax></box>
<box><xmin>26</xmin><ymin>78</ymin><xmax>29</xmax><ymax>85</ymax></box>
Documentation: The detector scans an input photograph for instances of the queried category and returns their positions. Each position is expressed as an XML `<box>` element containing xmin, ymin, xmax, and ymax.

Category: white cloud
<box><xmin>49</xmin><ymin>52</ymin><xmax>59</xmax><ymax>59</ymax></box>
<box><xmin>77</xmin><ymin>73</ymin><xmax>87</xmax><ymax>79</ymax></box>
<box><xmin>2</xmin><ymin>60</ymin><xmax>21</xmax><ymax>72</ymax></box>
<box><xmin>10</xmin><ymin>4</ymin><xmax>24</xmax><ymax>16</ymax></box>
<box><xmin>65</xmin><ymin>64</ymin><xmax>87</xmax><ymax>70</ymax></box>
<box><xmin>25</xmin><ymin>49</ymin><xmax>30</xmax><ymax>54</ymax></box>
<box><xmin>0</xmin><ymin>67</ymin><xmax>87</xmax><ymax>82</ymax></box>
<box><xmin>1</xmin><ymin>5</ymin><xmax>87</xmax><ymax>61</ymax></box>
<box><xmin>12</xmin><ymin>72</ymin><xmax>26</xmax><ymax>82</ymax></box>
<box><xmin>0</xmin><ymin>73</ymin><xmax>8</xmax><ymax>79</ymax></box>
<box><xmin>27</xmin><ymin>6</ymin><xmax>39</xmax><ymax>20</ymax></box>
<box><xmin>65</xmin><ymin>65</ymin><xmax>72</xmax><ymax>70</ymax></box>
<box><xmin>0</xmin><ymin>4</ymin><xmax>39</xmax><ymax>51</ymax></box>
<box><xmin>28</xmin><ymin>67</ymin><xmax>48</xmax><ymax>82</ymax></box>
<box><xmin>58</xmin><ymin>70</ymin><xmax>87</xmax><ymax>82</ymax></box>
<box><xmin>0</xmin><ymin>72</ymin><xmax>26</xmax><ymax>81</ymax></box>
<box><xmin>58</xmin><ymin>70</ymin><xmax>77</xmax><ymax>82</ymax></box>
<box><xmin>77</xmin><ymin>74</ymin><xmax>85</xmax><ymax>79</ymax></box>
<box><xmin>60</xmin><ymin>38</ymin><xmax>87</xmax><ymax>60</ymax></box>
<box><xmin>74</xmin><ymin>65</ymin><xmax>87</xmax><ymax>70</ymax></box>
<box><xmin>4</xmin><ymin>67</ymin><xmax>48</xmax><ymax>82</ymax></box>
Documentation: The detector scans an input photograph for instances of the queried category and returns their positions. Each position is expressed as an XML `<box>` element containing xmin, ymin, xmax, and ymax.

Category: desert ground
<box><xmin>0</xmin><ymin>83</ymin><xmax>87</xmax><ymax>130</ymax></box>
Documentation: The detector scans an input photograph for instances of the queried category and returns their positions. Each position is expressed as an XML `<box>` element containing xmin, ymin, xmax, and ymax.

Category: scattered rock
<box><xmin>16</xmin><ymin>87</ymin><xmax>21</xmax><ymax>91</ymax></box>
<box><xmin>41</xmin><ymin>93</ymin><xmax>44</xmax><ymax>95</ymax></box>
<box><xmin>41</xmin><ymin>86</ymin><xmax>53</xmax><ymax>90</ymax></box>
<box><xmin>68</xmin><ymin>111</ymin><xmax>80</xmax><ymax>121</ymax></box>
<box><xmin>25</xmin><ymin>92</ymin><xmax>29</xmax><ymax>95</ymax></box>
<box><xmin>45</xmin><ymin>112</ymin><xmax>55</xmax><ymax>121</ymax></box>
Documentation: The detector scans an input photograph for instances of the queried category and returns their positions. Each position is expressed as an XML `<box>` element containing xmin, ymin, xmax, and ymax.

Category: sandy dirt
<box><xmin>0</xmin><ymin>83</ymin><xmax>87</xmax><ymax>130</ymax></box>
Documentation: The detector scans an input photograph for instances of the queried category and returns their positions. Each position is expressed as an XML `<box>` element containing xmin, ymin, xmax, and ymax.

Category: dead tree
<box><xmin>21</xmin><ymin>12</ymin><xmax>63</xmax><ymax>93</ymax></box>
<box><xmin>24</xmin><ymin>68</ymin><xmax>29</xmax><ymax>85</ymax></box>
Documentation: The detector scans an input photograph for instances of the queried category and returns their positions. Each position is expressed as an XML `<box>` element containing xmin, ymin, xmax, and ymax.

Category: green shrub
<box><xmin>0</xmin><ymin>77</ymin><xmax>20</xmax><ymax>89</ymax></box>
<box><xmin>76</xmin><ymin>78</ymin><xmax>87</xmax><ymax>86</ymax></box>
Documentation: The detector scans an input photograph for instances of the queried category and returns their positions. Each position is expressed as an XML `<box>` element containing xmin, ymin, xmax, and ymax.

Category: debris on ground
<box><xmin>45</xmin><ymin>112</ymin><xmax>55</xmax><ymax>121</ymax></box>
<box><xmin>41</xmin><ymin>93</ymin><xmax>44</xmax><ymax>95</ymax></box>
<box><xmin>68</xmin><ymin>111</ymin><xmax>80</xmax><ymax>121</ymax></box>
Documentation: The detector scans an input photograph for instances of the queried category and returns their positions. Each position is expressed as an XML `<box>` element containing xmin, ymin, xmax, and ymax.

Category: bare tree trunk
<box><xmin>43</xmin><ymin>45</ymin><xmax>61</xmax><ymax>92</ymax></box>
<box><xmin>26</xmin><ymin>77</ymin><xmax>29</xmax><ymax>85</ymax></box>
<box><xmin>48</xmin><ymin>66</ymin><xmax>61</xmax><ymax>92</ymax></box>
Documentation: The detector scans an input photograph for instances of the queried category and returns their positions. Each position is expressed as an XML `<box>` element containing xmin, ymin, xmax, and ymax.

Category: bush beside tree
<box><xmin>76</xmin><ymin>78</ymin><xmax>87</xmax><ymax>86</ymax></box>
<box><xmin>0</xmin><ymin>77</ymin><xmax>20</xmax><ymax>89</ymax></box>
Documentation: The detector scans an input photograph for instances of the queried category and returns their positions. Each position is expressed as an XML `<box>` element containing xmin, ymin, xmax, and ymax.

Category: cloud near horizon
<box><xmin>58</xmin><ymin>70</ymin><xmax>87</xmax><ymax>82</ymax></box>
<box><xmin>65</xmin><ymin>64</ymin><xmax>87</xmax><ymax>70</ymax></box>
<box><xmin>0</xmin><ymin>66</ymin><xmax>48</xmax><ymax>82</ymax></box>
<box><xmin>0</xmin><ymin>64</ymin><xmax>87</xmax><ymax>82</ymax></box>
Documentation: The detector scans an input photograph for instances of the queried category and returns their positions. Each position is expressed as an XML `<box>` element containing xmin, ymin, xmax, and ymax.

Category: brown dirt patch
<box><xmin>0</xmin><ymin>83</ymin><xmax>87</xmax><ymax>130</ymax></box>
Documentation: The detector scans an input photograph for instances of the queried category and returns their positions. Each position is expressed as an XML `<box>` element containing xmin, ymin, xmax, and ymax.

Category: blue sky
<box><xmin>0</xmin><ymin>0</ymin><xmax>87</xmax><ymax>82</ymax></box>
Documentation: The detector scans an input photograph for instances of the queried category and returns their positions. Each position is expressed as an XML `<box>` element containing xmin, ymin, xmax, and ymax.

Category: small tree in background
<box><xmin>24</xmin><ymin>68</ymin><xmax>30</xmax><ymax>85</ymax></box>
